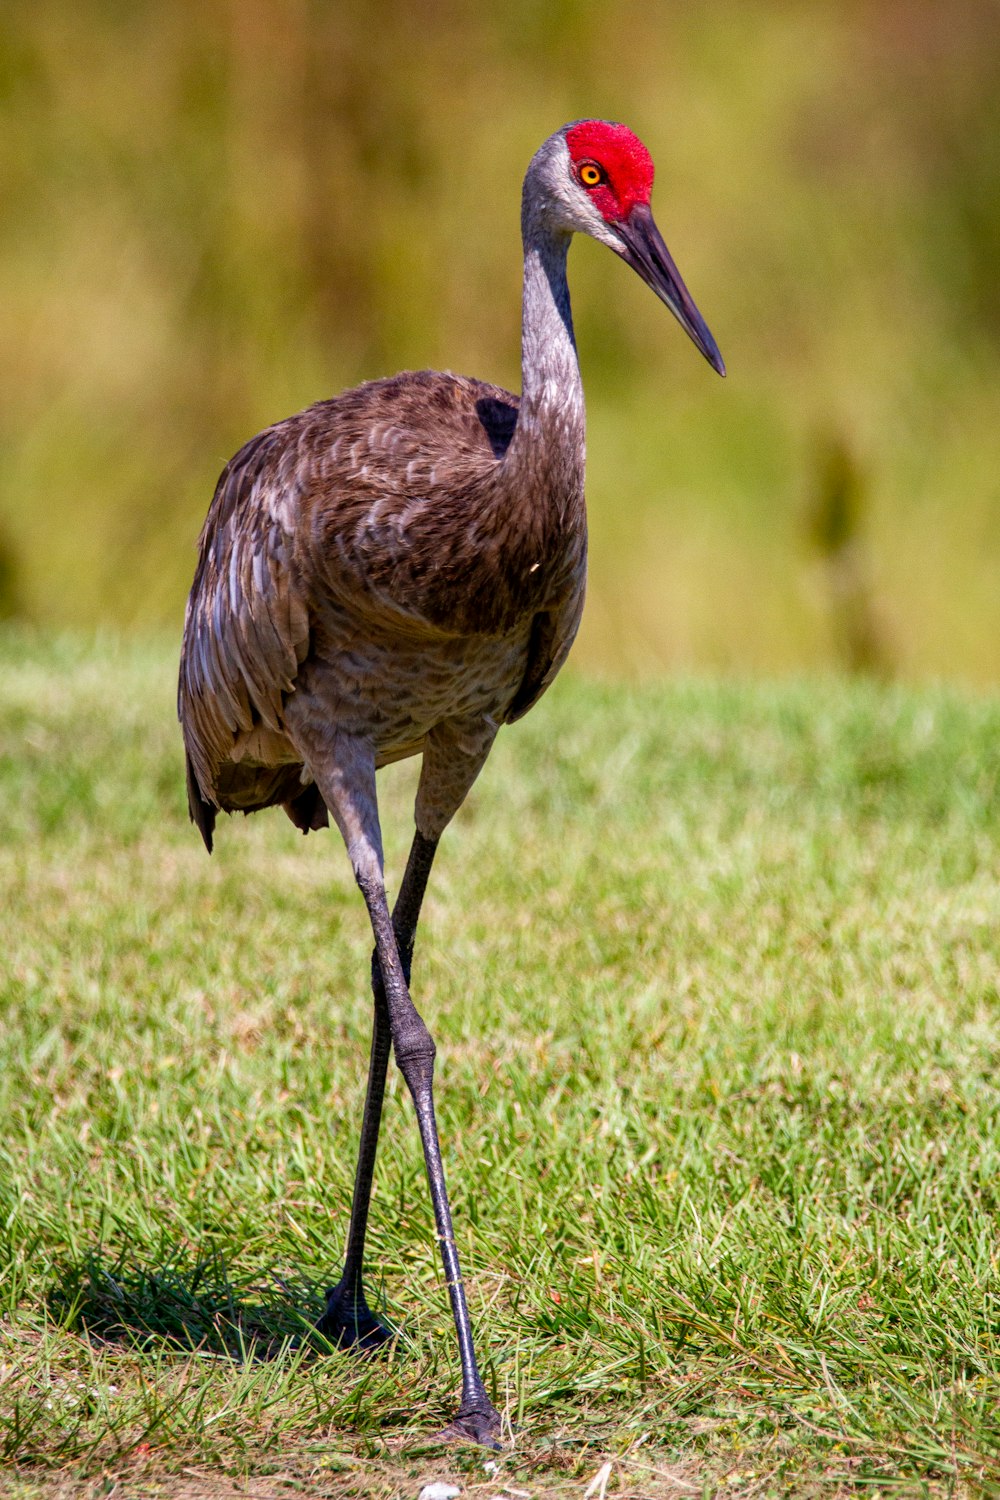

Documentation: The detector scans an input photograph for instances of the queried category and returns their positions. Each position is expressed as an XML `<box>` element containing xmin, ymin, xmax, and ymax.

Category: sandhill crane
<box><xmin>178</xmin><ymin>119</ymin><xmax>724</xmax><ymax>1447</ymax></box>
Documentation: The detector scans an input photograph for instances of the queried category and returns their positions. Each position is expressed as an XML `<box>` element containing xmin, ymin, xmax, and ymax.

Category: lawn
<box><xmin>2</xmin><ymin>631</ymin><xmax>1000</xmax><ymax>1498</ymax></box>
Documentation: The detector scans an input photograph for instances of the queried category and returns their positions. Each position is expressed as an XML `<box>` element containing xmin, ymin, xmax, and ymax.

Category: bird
<box><xmin>178</xmin><ymin>118</ymin><xmax>724</xmax><ymax>1448</ymax></box>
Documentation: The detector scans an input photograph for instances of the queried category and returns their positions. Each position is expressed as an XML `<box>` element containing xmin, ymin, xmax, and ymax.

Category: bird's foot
<box><xmin>315</xmin><ymin>1282</ymin><xmax>393</xmax><ymax>1354</ymax></box>
<box><xmin>438</xmin><ymin>1399</ymin><xmax>503</xmax><ymax>1449</ymax></box>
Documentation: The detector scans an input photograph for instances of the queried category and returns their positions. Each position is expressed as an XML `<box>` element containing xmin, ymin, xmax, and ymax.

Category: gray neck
<box><xmin>502</xmin><ymin>219</ymin><xmax>586</xmax><ymax>488</ymax></box>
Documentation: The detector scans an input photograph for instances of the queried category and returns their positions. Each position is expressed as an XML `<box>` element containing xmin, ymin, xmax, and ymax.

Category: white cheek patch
<box><xmin>546</xmin><ymin>135</ymin><xmax>623</xmax><ymax>248</ymax></box>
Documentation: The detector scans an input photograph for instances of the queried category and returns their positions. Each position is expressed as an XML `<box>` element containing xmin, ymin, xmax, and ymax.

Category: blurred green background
<box><xmin>3</xmin><ymin>0</ymin><xmax>999</xmax><ymax>679</ymax></box>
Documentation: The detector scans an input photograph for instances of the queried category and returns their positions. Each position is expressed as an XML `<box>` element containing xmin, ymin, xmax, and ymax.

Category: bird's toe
<box><xmin>315</xmin><ymin>1283</ymin><xmax>394</xmax><ymax>1354</ymax></box>
<box><xmin>438</xmin><ymin>1401</ymin><xmax>503</xmax><ymax>1449</ymax></box>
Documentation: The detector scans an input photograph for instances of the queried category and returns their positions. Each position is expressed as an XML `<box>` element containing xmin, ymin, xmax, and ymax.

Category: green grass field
<box><xmin>2</xmin><ymin>632</ymin><xmax>1000</xmax><ymax>1497</ymax></box>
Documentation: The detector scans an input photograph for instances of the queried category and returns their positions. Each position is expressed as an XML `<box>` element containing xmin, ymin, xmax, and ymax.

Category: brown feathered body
<box><xmin>179</xmin><ymin>361</ymin><xmax>587</xmax><ymax>850</ymax></box>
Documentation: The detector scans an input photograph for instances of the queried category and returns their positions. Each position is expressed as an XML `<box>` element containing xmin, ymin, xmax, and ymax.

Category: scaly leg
<box><xmin>356</xmin><ymin>864</ymin><xmax>500</xmax><ymax>1445</ymax></box>
<box><xmin>290</xmin><ymin>718</ymin><xmax>500</xmax><ymax>1444</ymax></box>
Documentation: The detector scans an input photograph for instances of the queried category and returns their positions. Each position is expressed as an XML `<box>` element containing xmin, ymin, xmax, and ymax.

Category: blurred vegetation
<box><xmin>2</xmin><ymin>0</ymin><xmax>1000</xmax><ymax>678</ymax></box>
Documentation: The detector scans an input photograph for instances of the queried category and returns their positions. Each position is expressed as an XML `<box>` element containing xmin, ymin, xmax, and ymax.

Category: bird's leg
<box><xmin>318</xmin><ymin>831</ymin><xmax>438</xmax><ymax>1352</ymax></box>
<box><xmin>357</xmin><ymin>869</ymin><xmax>501</xmax><ymax>1448</ymax></box>
<box><xmin>386</xmin><ymin>829</ymin><xmax>439</xmax><ymax>988</ymax></box>
<box><xmin>298</xmin><ymin>724</ymin><xmax>500</xmax><ymax>1445</ymax></box>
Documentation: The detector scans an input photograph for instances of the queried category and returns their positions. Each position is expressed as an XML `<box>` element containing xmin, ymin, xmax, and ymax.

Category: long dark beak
<box><xmin>614</xmin><ymin>202</ymin><xmax>726</xmax><ymax>376</ymax></box>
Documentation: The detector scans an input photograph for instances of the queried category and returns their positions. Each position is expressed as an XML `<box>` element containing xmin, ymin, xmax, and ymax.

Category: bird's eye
<box><xmin>578</xmin><ymin>162</ymin><xmax>603</xmax><ymax>188</ymax></box>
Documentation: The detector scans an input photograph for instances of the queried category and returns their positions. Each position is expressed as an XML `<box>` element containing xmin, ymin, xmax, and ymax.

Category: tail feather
<box><xmin>185</xmin><ymin>751</ymin><xmax>216</xmax><ymax>853</ymax></box>
<box><xmin>184</xmin><ymin>752</ymin><xmax>328</xmax><ymax>851</ymax></box>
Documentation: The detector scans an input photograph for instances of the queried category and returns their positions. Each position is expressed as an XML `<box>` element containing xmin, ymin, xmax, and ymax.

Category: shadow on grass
<box><xmin>49</xmin><ymin>1243</ymin><xmax>334</xmax><ymax>1362</ymax></box>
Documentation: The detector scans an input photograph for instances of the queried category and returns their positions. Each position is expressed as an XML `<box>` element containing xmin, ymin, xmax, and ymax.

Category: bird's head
<box><xmin>524</xmin><ymin>120</ymin><xmax>725</xmax><ymax>377</ymax></box>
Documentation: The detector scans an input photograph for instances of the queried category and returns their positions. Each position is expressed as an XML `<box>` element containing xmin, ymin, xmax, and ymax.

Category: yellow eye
<box><xmin>579</xmin><ymin>162</ymin><xmax>602</xmax><ymax>188</ymax></box>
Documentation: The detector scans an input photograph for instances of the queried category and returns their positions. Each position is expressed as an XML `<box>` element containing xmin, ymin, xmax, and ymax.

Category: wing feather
<box><xmin>178</xmin><ymin>427</ymin><xmax>310</xmax><ymax>817</ymax></box>
<box><xmin>244</xmin><ymin>539</ymin><xmax>297</xmax><ymax>692</ymax></box>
